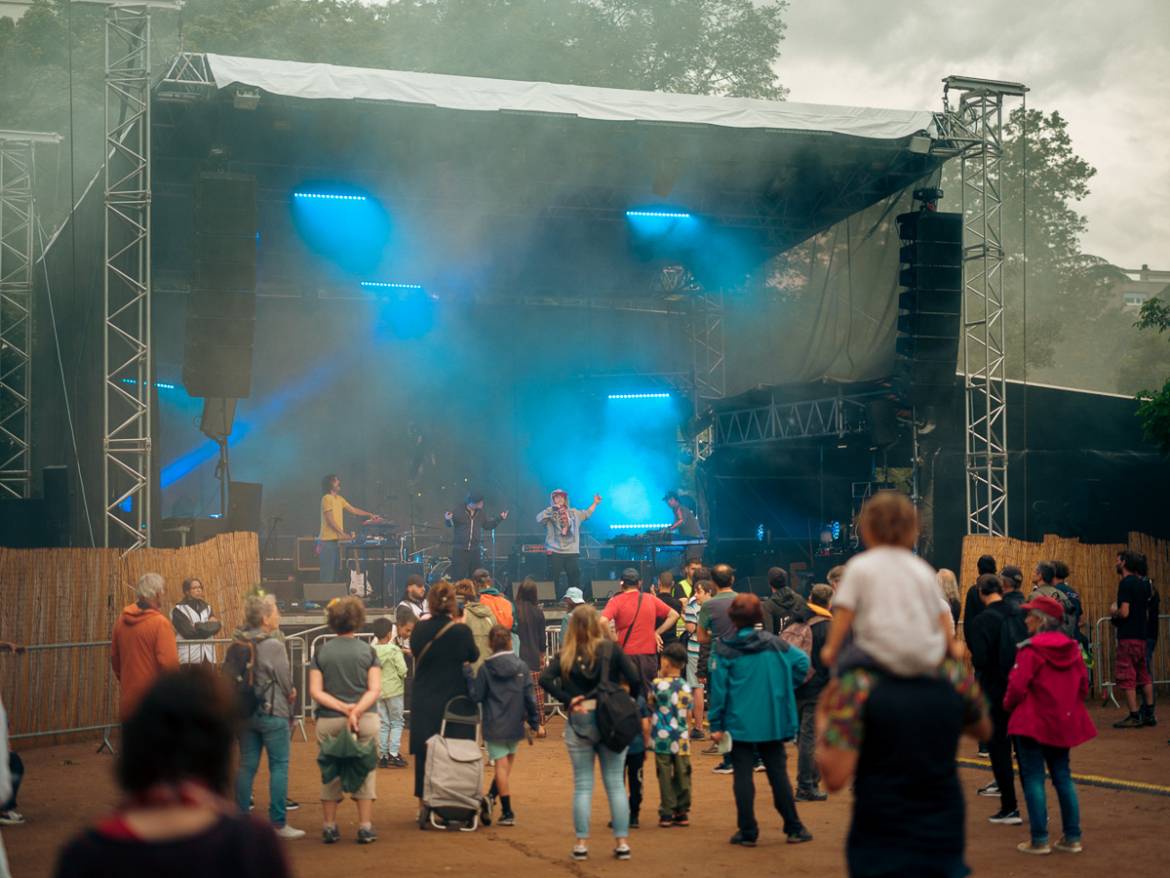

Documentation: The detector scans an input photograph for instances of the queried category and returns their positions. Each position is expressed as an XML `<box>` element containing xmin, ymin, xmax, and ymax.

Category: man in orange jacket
<box><xmin>111</xmin><ymin>572</ymin><xmax>180</xmax><ymax>720</ymax></box>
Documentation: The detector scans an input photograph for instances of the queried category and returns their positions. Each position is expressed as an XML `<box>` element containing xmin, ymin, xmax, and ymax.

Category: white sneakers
<box><xmin>275</xmin><ymin>824</ymin><xmax>306</xmax><ymax>840</ymax></box>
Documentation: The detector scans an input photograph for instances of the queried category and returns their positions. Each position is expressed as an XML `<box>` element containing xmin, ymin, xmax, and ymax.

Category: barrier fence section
<box><xmin>1092</xmin><ymin>614</ymin><xmax>1169</xmax><ymax>706</ymax></box>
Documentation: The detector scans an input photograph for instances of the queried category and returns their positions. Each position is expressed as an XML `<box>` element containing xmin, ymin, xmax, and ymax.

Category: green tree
<box><xmin>1131</xmin><ymin>296</ymin><xmax>1170</xmax><ymax>454</ymax></box>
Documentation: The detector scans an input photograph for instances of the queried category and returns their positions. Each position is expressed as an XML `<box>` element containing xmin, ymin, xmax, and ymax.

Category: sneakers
<box><xmin>729</xmin><ymin>830</ymin><xmax>758</xmax><ymax>847</ymax></box>
<box><xmin>1140</xmin><ymin>707</ymin><xmax>1158</xmax><ymax>727</ymax></box>
<box><xmin>1017</xmin><ymin>840</ymin><xmax>1052</xmax><ymax>855</ymax></box>
<box><xmin>753</xmin><ymin>760</ymin><xmax>766</xmax><ymax>773</ymax></box>
<box><xmin>702</xmin><ymin>742</ymin><xmax>720</xmax><ymax>755</ymax></box>
<box><xmin>1113</xmin><ymin>712</ymin><xmax>1144</xmax><ymax>729</ymax></box>
<box><xmin>658</xmin><ymin>816</ymin><xmax>674</xmax><ymax>828</ymax></box>
<box><xmin>285</xmin><ymin>798</ymin><xmax>299</xmax><ymax>811</ymax></box>
<box><xmin>0</xmin><ymin>810</ymin><xmax>24</xmax><ymax>826</ymax></box>
<box><xmin>378</xmin><ymin>754</ymin><xmax>391</xmax><ymax>769</ymax></box>
<box><xmin>712</xmin><ymin>762</ymin><xmax>734</xmax><ymax>774</ymax></box>
<box><xmin>977</xmin><ymin>742</ymin><xmax>989</xmax><ymax>757</ymax></box>
<box><xmin>571</xmin><ymin>844</ymin><xmax>588</xmax><ymax>861</ymax></box>
<box><xmin>389</xmin><ymin>754</ymin><xmax>408</xmax><ymax>768</ymax></box>
<box><xmin>690</xmin><ymin>728</ymin><xmax>707</xmax><ymax>740</ymax></box>
<box><xmin>498</xmin><ymin>812</ymin><xmax>516</xmax><ymax>827</ymax></box>
<box><xmin>274</xmin><ymin>825</ymin><xmax>306</xmax><ymax>840</ymax></box>
<box><xmin>671</xmin><ymin>812</ymin><xmax>689</xmax><ymax>827</ymax></box>
<box><xmin>613</xmin><ymin>843</ymin><xmax>631</xmax><ymax>860</ymax></box>
<box><xmin>629</xmin><ymin>815</ymin><xmax>640</xmax><ymax>829</ymax></box>
<box><xmin>1054</xmin><ymin>837</ymin><xmax>1083</xmax><ymax>853</ymax></box>
<box><xmin>795</xmin><ymin>788</ymin><xmax>828</xmax><ymax>802</ymax></box>
<box><xmin>322</xmin><ymin>825</ymin><xmax>341</xmax><ymax>844</ymax></box>
<box><xmin>356</xmin><ymin>826</ymin><xmax>377</xmax><ymax>844</ymax></box>
<box><xmin>787</xmin><ymin>827</ymin><xmax>814</xmax><ymax>844</ymax></box>
<box><xmin>988</xmin><ymin>809</ymin><xmax>1023</xmax><ymax>825</ymax></box>
<box><xmin>976</xmin><ymin>782</ymin><xmax>1000</xmax><ymax>797</ymax></box>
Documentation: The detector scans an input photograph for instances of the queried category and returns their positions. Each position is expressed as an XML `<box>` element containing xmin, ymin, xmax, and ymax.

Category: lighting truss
<box><xmin>0</xmin><ymin>134</ymin><xmax>51</xmax><ymax>498</ymax></box>
<box><xmin>939</xmin><ymin>76</ymin><xmax>1027</xmax><ymax>538</ymax></box>
<box><xmin>713</xmin><ymin>391</ymin><xmax>879</xmax><ymax>447</ymax></box>
<box><xmin>99</xmin><ymin>3</ymin><xmax>179</xmax><ymax>552</ymax></box>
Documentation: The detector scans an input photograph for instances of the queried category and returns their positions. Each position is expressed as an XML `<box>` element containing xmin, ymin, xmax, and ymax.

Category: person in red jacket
<box><xmin>1004</xmin><ymin>594</ymin><xmax>1096</xmax><ymax>857</ymax></box>
<box><xmin>111</xmin><ymin>573</ymin><xmax>180</xmax><ymax>721</ymax></box>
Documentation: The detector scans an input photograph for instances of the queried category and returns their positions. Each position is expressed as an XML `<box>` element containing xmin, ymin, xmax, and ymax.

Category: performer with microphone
<box><xmin>444</xmin><ymin>492</ymin><xmax>509</xmax><ymax>581</ymax></box>
<box><xmin>318</xmin><ymin>473</ymin><xmax>377</xmax><ymax>582</ymax></box>
<box><xmin>537</xmin><ymin>489</ymin><xmax>601</xmax><ymax>598</ymax></box>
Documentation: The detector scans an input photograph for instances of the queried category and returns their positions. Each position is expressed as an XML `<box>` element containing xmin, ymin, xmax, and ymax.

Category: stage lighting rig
<box><xmin>233</xmin><ymin>86</ymin><xmax>261</xmax><ymax>111</ymax></box>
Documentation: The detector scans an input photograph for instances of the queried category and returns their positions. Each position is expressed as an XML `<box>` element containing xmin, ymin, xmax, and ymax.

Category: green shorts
<box><xmin>486</xmin><ymin>739</ymin><xmax>520</xmax><ymax>761</ymax></box>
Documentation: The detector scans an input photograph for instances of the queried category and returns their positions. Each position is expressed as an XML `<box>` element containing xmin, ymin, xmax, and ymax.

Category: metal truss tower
<box><xmin>0</xmin><ymin>133</ymin><xmax>56</xmax><ymax>498</ymax></box>
<box><xmin>98</xmin><ymin>2</ymin><xmax>178</xmax><ymax>551</ymax></box>
<box><xmin>940</xmin><ymin>76</ymin><xmax>1027</xmax><ymax>538</ymax></box>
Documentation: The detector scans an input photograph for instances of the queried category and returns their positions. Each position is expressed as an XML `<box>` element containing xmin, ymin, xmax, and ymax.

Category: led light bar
<box><xmin>293</xmin><ymin>192</ymin><xmax>367</xmax><ymax>202</ymax></box>
<box><xmin>625</xmin><ymin>210</ymin><xmax>691</xmax><ymax>219</ymax></box>
<box><xmin>607</xmin><ymin>392</ymin><xmax>672</xmax><ymax>400</ymax></box>
<box><xmin>361</xmin><ymin>281</ymin><xmax>424</xmax><ymax>291</ymax></box>
<box><xmin>609</xmin><ymin>523</ymin><xmax>674</xmax><ymax>530</ymax></box>
<box><xmin>120</xmin><ymin>378</ymin><xmax>177</xmax><ymax>390</ymax></box>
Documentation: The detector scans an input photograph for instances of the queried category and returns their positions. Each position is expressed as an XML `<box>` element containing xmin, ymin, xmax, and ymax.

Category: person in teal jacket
<box><xmin>708</xmin><ymin>592</ymin><xmax>813</xmax><ymax>848</ymax></box>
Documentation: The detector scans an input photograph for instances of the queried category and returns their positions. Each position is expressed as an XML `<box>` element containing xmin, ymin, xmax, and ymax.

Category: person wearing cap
<box><xmin>1004</xmin><ymin>593</ymin><xmax>1095</xmax><ymax>856</ymax></box>
<box><xmin>444</xmin><ymin>492</ymin><xmax>509</xmax><ymax>581</ymax></box>
<box><xmin>663</xmin><ymin>491</ymin><xmax>704</xmax><ymax>561</ymax></box>
<box><xmin>601</xmin><ymin>569</ymin><xmax>679</xmax><ymax>691</ymax></box>
<box><xmin>560</xmin><ymin>588</ymin><xmax>586</xmax><ymax>639</ymax></box>
<box><xmin>537</xmin><ymin>490</ymin><xmax>601</xmax><ymax>599</ymax></box>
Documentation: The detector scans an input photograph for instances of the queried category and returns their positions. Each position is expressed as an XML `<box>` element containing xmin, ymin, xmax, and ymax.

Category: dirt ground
<box><xmin>5</xmin><ymin>704</ymin><xmax>1169</xmax><ymax>877</ymax></box>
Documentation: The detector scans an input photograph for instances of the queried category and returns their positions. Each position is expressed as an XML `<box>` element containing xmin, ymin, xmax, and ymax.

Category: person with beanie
<box><xmin>537</xmin><ymin>489</ymin><xmax>601</xmax><ymax>597</ymax></box>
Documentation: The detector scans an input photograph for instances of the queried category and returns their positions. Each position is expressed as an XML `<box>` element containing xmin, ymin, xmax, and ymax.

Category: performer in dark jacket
<box><xmin>966</xmin><ymin>573</ymin><xmax>1020</xmax><ymax>825</ymax></box>
<box><xmin>444</xmin><ymin>492</ymin><xmax>508</xmax><ymax>581</ymax></box>
<box><xmin>409</xmin><ymin>582</ymin><xmax>479</xmax><ymax>801</ymax></box>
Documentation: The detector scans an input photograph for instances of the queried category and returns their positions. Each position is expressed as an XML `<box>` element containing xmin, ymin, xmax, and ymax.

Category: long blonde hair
<box><xmin>937</xmin><ymin>568</ymin><xmax>961</xmax><ymax>605</ymax></box>
<box><xmin>559</xmin><ymin>603</ymin><xmax>610</xmax><ymax>680</ymax></box>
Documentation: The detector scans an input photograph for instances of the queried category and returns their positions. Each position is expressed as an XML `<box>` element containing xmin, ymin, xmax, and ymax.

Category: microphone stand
<box><xmin>261</xmin><ymin>515</ymin><xmax>281</xmax><ymax>581</ymax></box>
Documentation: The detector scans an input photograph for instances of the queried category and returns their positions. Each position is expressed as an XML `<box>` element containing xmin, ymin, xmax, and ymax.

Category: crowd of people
<box><xmin>0</xmin><ymin>490</ymin><xmax>1158</xmax><ymax>876</ymax></box>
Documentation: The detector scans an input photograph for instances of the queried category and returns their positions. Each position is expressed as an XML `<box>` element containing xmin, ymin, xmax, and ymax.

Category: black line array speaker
<box><xmin>182</xmin><ymin>173</ymin><xmax>258</xmax><ymax>399</ymax></box>
<box><xmin>227</xmin><ymin>481</ymin><xmax>263</xmax><ymax>533</ymax></box>
<box><xmin>894</xmin><ymin>210</ymin><xmax>963</xmax><ymax>408</ymax></box>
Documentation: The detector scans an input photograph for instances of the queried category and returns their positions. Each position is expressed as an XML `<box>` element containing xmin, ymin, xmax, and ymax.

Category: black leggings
<box><xmin>547</xmin><ymin>553</ymin><xmax>581</xmax><ymax>595</ymax></box>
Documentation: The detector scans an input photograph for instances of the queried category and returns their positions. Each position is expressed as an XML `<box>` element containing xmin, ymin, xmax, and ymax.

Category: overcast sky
<box><xmin>777</xmin><ymin>0</ymin><xmax>1169</xmax><ymax>269</ymax></box>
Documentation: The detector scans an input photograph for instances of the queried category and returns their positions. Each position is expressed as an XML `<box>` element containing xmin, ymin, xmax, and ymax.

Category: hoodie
<box><xmin>708</xmin><ymin>628</ymin><xmax>808</xmax><ymax>743</ymax></box>
<box><xmin>760</xmin><ymin>587</ymin><xmax>808</xmax><ymax>636</ymax></box>
<box><xmin>536</xmin><ymin>492</ymin><xmax>588</xmax><ymax>554</ymax></box>
<box><xmin>234</xmin><ymin>627</ymin><xmax>294</xmax><ymax>718</ymax></box>
<box><xmin>466</xmin><ymin>650</ymin><xmax>540</xmax><ymax>742</ymax></box>
<box><xmin>1004</xmin><ymin>631</ymin><xmax>1096</xmax><ymax>749</ymax></box>
<box><xmin>110</xmin><ymin>602</ymin><xmax>180</xmax><ymax>720</ymax></box>
<box><xmin>462</xmin><ymin>602</ymin><xmax>499</xmax><ymax>672</ymax></box>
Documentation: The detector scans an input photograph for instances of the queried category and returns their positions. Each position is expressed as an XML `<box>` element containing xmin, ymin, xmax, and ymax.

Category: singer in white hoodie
<box><xmin>536</xmin><ymin>489</ymin><xmax>600</xmax><ymax>598</ymax></box>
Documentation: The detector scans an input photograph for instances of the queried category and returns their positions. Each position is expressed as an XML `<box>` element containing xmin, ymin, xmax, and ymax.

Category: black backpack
<box><xmin>222</xmin><ymin>639</ymin><xmax>263</xmax><ymax>719</ymax></box>
<box><xmin>593</xmin><ymin>643</ymin><xmax>641</xmax><ymax>752</ymax></box>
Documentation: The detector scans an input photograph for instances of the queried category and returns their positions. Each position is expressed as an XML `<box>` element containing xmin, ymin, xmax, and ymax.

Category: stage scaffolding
<box><xmin>938</xmin><ymin>76</ymin><xmax>1028</xmax><ymax>538</ymax></box>
<box><xmin>95</xmin><ymin>1</ymin><xmax>179</xmax><ymax>551</ymax></box>
<box><xmin>0</xmin><ymin>131</ymin><xmax>59</xmax><ymax>498</ymax></box>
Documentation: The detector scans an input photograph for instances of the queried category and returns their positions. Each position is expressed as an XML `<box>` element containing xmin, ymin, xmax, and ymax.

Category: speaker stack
<box><xmin>894</xmin><ymin>210</ymin><xmax>963</xmax><ymax>409</ymax></box>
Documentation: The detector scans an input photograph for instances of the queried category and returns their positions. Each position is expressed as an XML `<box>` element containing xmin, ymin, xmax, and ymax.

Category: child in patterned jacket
<box><xmin>651</xmin><ymin>643</ymin><xmax>693</xmax><ymax>827</ymax></box>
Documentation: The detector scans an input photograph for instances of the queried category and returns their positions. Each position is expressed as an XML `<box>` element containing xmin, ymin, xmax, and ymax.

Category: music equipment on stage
<box><xmin>351</xmin><ymin>519</ymin><xmax>397</xmax><ymax>545</ymax></box>
<box><xmin>521</xmin><ymin>544</ymin><xmax>548</xmax><ymax>555</ymax></box>
<box><xmin>533</xmin><ymin>580</ymin><xmax>558</xmax><ymax>603</ymax></box>
<box><xmin>227</xmin><ymin>481</ymin><xmax>263</xmax><ymax>533</ymax></box>
<box><xmin>263</xmin><ymin>579</ymin><xmax>303</xmax><ymax>608</ymax></box>
<box><xmin>591</xmin><ymin>579</ymin><xmax>621</xmax><ymax>601</ymax></box>
<box><xmin>303</xmin><ymin>582</ymin><xmax>348</xmax><ymax>603</ymax></box>
<box><xmin>297</xmin><ymin>537</ymin><xmax>320</xmax><ymax>572</ymax></box>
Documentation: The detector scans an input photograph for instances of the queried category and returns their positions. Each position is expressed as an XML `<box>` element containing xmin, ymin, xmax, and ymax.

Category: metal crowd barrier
<box><xmin>1091</xmin><ymin>614</ymin><xmax>1169</xmax><ymax>707</ymax></box>
<box><xmin>542</xmin><ymin>624</ymin><xmax>566</xmax><ymax>718</ymax></box>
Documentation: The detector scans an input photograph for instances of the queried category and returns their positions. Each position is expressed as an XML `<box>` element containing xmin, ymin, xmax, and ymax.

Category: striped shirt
<box><xmin>685</xmin><ymin>598</ymin><xmax>701</xmax><ymax>658</ymax></box>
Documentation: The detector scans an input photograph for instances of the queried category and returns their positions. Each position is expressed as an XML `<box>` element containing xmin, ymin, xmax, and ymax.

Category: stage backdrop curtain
<box><xmin>204</xmin><ymin>53</ymin><xmax>937</xmax><ymax>141</ymax></box>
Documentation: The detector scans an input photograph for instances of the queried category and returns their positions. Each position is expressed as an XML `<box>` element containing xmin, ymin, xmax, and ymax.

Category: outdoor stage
<box><xmin>5</xmin><ymin>706</ymin><xmax>1169</xmax><ymax>878</ymax></box>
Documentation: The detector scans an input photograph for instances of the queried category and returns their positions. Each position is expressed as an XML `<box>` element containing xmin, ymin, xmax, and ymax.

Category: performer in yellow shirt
<box><xmin>319</xmin><ymin>473</ymin><xmax>375</xmax><ymax>582</ymax></box>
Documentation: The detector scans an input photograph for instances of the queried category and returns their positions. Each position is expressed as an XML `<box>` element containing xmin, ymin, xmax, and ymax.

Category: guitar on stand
<box><xmin>341</xmin><ymin>516</ymin><xmax>396</xmax><ymax>605</ymax></box>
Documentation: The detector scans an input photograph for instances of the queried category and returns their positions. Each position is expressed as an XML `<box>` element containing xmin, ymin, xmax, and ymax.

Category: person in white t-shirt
<box><xmin>820</xmin><ymin>491</ymin><xmax>961</xmax><ymax>677</ymax></box>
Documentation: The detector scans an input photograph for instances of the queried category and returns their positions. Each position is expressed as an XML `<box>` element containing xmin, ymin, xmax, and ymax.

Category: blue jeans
<box><xmin>377</xmin><ymin>695</ymin><xmax>405</xmax><ymax>757</ymax></box>
<box><xmin>236</xmin><ymin>714</ymin><xmax>291</xmax><ymax>827</ymax></box>
<box><xmin>564</xmin><ymin>709</ymin><xmax>629</xmax><ymax>839</ymax></box>
<box><xmin>1015</xmin><ymin>736</ymin><xmax>1080</xmax><ymax>845</ymax></box>
<box><xmin>319</xmin><ymin>540</ymin><xmax>339</xmax><ymax>582</ymax></box>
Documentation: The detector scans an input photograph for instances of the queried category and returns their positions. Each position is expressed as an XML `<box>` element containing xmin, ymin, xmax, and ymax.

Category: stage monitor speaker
<box><xmin>264</xmin><ymin>580</ymin><xmax>303</xmax><ymax>607</ymax></box>
<box><xmin>199</xmin><ymin>398</ymin><xmax>237</xmax><ymax>438</ymax></box>
<box><xmin>227</xmin><ymin>481</ymin><xmax>262</xmax><ymax>533</ymax></box>
<box><xmin>182</xmin><ymin>172</ymin><xmax>257</xmax><ymax>399</ymax></box>
<box><xmin>534</xmin><ymin>580</ymin><xmax>558</xmax><ymax>603</ymax></box>
<box><xmin>43</xmin><ymin>465</ymin><xmax>70</xmax><ymax>547</ymax></box>
<box><xmin>591</xmin><ymin>579</ymin><xmax>621</xmax><ymax>601</ymax></box>
<box><xmin>894</xmin><ymin>210</ymin><xmax>962</xmax><ymax>408</ymax></box>
<box><xmin>303</xmin><ymin>582</ymin><xmax>348</xmax><ymax>603</ymax></box>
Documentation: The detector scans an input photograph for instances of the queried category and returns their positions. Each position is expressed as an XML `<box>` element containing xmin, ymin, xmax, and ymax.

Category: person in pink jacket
<box><xmin>1004</xmin><ymin>594</ymin><xmax>1096</xmax><ymax>857</ymax></box>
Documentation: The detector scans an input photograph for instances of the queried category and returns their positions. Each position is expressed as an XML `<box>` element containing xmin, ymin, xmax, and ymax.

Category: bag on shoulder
<box><xmin>593</xmin><ymin>644</ymin><xmax>640</xmax><ymax>752</ymax></box>
<box><xmin>222</xmin><ymin>639</ymin><xmax>262</xmax><ymax>719</ymax></box>
<box><xmin>780</xmin><ymin>621</ymin><xmax>815</xmax><ymax>684</ymax></box>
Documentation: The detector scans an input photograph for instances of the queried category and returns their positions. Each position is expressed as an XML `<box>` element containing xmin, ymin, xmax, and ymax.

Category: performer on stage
<box><xmin>444</xmin><ymin>492</ymin><xmax>508</xmax><ymax>581</ymax></box>
<box><xmin>664</xmin><ymin>490</ymin><xmax>705</xmax><ymax>561</ymax></box>
<box><xmin>536</xmin><ymin>489</ymin><xmax>601</xmax><ymax>597</ymax></box>
<box><xmin>319</xmin><ymin>474</ymin><xmax>376</xmax><ymax>582</ymax></box>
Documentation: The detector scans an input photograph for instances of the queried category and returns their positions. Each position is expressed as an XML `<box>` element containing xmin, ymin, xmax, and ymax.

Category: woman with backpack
<box><xmin>540</xmin><ymin>604</ymin><xmax>642</xmax><ymax>862</ymax></box>
<box><xmin>232</xmin><ymin>594</ymin><xmax>303</xmax><ymax>839</ymax></box>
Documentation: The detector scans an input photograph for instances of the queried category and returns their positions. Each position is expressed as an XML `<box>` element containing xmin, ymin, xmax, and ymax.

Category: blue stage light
<box><xmin>361</xmin><ymin>281</ymin><xmax>425</xmax><ymax>291</ymax></box>
<box><xmin>607</xmin><ymin>392</ymin><xmax>672</xmax><ymax>400</ymax></box>
<box><xmin>608</xmin><ymin>523</ymin><xmax>674</xmax><ymax>530</ymax></box>
<box><xmin>119</xmin><ymin>378</ymin><xmax>177</xmax><ymax>390</ymax></box>
<box><xmin>626</xmin><ymin>210</ymin><xmax>692</xmax><ymax>219</ymax></box>
<box><xmin>293</xmin><ymin>192</ymin><xmax>368</xmax><ymax>202</ymax></box>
